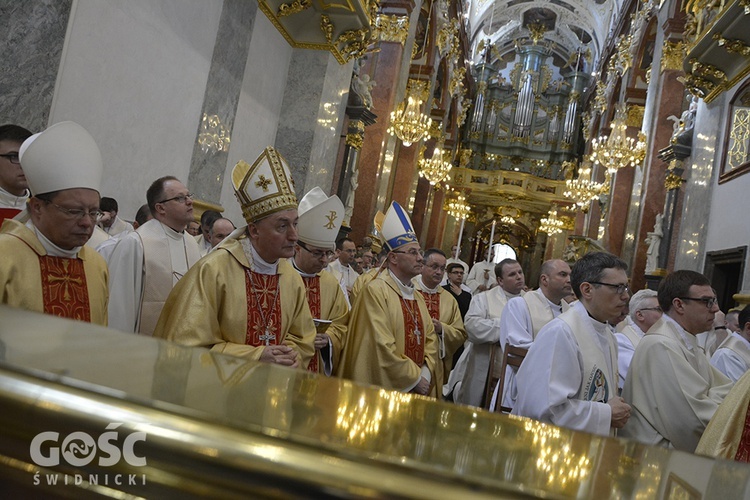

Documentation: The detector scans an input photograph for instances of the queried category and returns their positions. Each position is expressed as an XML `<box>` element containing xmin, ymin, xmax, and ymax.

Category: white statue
<box><xmin>644</xmin><ymin>213</ymin><xmax>664</xmax><ymax>273</ymax></box>
<box><xmin>352</xmin><ymin>74</ymin><xmax>376</xmax><ymax>110</ymax></box>
<box><xmin>344</xmin><ymin>166</ymin><xmax>359</xmax><ymax>224</ymax></box>
<box><xmin>563</xmin><ymin>241</ymin><xmax>579</xmax><ymax>263</ymax></box>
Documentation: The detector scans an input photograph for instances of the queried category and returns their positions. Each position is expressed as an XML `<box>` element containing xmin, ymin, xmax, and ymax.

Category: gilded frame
<box><xmin>719</xmin><ymin>79</ymin><xmax>750</xmax><ymax>184</ymax></box>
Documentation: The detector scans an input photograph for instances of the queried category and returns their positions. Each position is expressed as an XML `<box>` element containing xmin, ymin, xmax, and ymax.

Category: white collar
<box><xmin>26</xmin><ymin>220</ymin><xmax>80</xmax><ymax>258</ymax></box>
<box><xmin>574</xmin><ymin>301</ymin><xmax>611</xmax><ymax>336</ymax></box>
<box><xmin>290</xmin><ymin>258</ymin><xmax>317</xmax><ymax>278</ymax></box>
<box><xmin>244</xmin><ymin>239</ymin><xmax>278</xmax><ymax>275</ymax></box>
<box><xmin>663</xmin><ymin>313</ymin><xmax>697</xmax><ymax>351</ymax></box>
<box><xmin>389</xmin><ymin>269</ymin><xmax>415</xmax><ymax>300</ymax></box>
<box><xmin>159</xmin><ymin>221</ymin><xmax>185</xmax><ymax>241</ymax></box>
<box><xmin>416</xmin><ymin>275</ymin><xmax>440</xmax><ymax>294</ymax></box>
<box><xmin>0</xmin><ymin>185</ymin><xmax>29</xmax><ymax>209</ymax></box>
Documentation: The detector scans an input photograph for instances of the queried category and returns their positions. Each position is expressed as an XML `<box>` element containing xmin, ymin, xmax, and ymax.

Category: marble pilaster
<box><xmin>425</xmin><ymin>185</ymin><xmax>445</xmax><ymax>248</ymax></box>
<box><xmin>0</xmin><ymin>0</ymin><xmax>72</xmax><ymax>131</ymax></box>
<box><xmin>188</xmin><ymin>0</ymin><xmax>257</xmax><ymax>204</ymax></box>
<box><xmin>275</xmin><ymin>50</ymin><xmax>353</xmax><ymax>199</ymax></box>
<box><xmin>603</xmin><ymin>164</ymin><xmax>636</xmax><ymax>255</ymax></box>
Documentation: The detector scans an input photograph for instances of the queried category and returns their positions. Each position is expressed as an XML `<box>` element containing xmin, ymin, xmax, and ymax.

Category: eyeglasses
<box><xmin>298</xmin><ymin>241</ymin><xmax>334</xmax><ymax>260</ymax></box>
<box><xmin>392</xmin><ymin>248</ymin><xmax>422</xmax><ymax>257</ymax></box>
<box><xmin>449</xmin><ymin>270</ymin><xmax>464</xmax><ymax>275</ymax></box>
<box><xmin>589</xmin><ymin>281</ymin><xmax>630</xmax><ymax>295</ymax></box>
<box><xmin>426</xmin><ymin>263</ymin><xmax>446</xmax><ymax>272</ymax></box>
<box><xmin>157</xmin><ymin>193</ymin><xmax>194</xmax><ymax>204</ymax></box>
<box><xmin>638</xmin><ymin>307</ymin><xmax>663</xmax><ymax>313</ymax></box>
<box><xmin>0</xmin><ymin>153</ymin><xmax>20</xmax><ymax>164</ymax></box>
<box><xmin>45</xmin><ymin>201</ymin><xmax>103</xmax><ymax>221</ymax></box>
<box><xmin>678</xmin><ymin>296</ymin><xmax>718</xmax><ymax>309</ymax></box>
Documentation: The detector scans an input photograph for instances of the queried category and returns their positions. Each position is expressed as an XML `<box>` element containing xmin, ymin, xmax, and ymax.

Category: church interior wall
<box><xmin>47</xmin><ymin>0</ymin><xmax>224</xmax><ymax>222</ymax></box>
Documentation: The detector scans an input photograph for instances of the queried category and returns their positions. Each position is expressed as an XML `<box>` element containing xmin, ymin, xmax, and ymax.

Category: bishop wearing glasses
<box><xmin>106</xmin><ymin>176</ymin><xmax>201</xmax><ymax>336</ymax></box>
<box><xmin>290</xmin><ymin>187</ymin><xmax>349</xmax><ymax>375</ymax></box>
<box><xmin>338</xmin><ymin>202</ymin><xmax>440</xmax><ymax>397</ymax></box>
<box><xmin>0</xmin><ymin>121</ymin><xmax>109</xmax><ymax>325</ymax></box>
<box><xmin>154</xmin><ymin>147</ymin><xmax>315</xmax><ymax>369</ymax></box>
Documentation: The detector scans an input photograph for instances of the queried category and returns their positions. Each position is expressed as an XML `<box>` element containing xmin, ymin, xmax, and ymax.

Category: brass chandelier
<box><xmin>590</xmin><ymin>104</ymin><xmax>647</xmax><ymax>174</ymax></box>
<box><xmin>388</xmin><ymin>93</ymin><xmax>432</xmax><ymax>147</ymax></box>
<box><xmin>563</xmin><ymin>161</ymin><xmax>604</xmax><ymax>211</ymax></box>
<box><xmin>445</xmin><ymin>192</ymin><xmax>471</xmax><ymax>220</ymax></box>
<box><xmin>418</xmin><ymin>139</ymin><xmax>452</xmax><ymax>185</ymax></box>
<box><xmin>539</xmin><ymin>208</ymin><xmax>564</xmax><ymax>235</ymax></box>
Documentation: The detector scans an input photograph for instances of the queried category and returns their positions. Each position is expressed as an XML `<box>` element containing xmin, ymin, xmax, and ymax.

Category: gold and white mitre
<box><xmin>297</xmin><ymin>187</ymin><xmax>344</xmax><ymax>251</ymax></box>
<box><xmin>378</xmin><ymin>201</ymin><xmax>418</xmax><ymax>251</ymax></box>
<box><xmin>19</xmin><ymin>121</ymin><xmax>103</xmax><ymax>195</ymax></box>
<box><xmin>232</xmin><ymin>146</ymin><xmax>297</xmax><ymax>224</ymax></box>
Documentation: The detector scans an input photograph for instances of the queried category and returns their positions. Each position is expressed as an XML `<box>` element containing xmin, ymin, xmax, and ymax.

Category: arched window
<box><xmin>491</xmin><ymin>243</ymin><xmax>516</xmax><ymax>263</ymax></box>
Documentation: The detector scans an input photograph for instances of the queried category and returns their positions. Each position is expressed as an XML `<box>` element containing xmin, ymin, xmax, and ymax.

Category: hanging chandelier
<box><xmin>590</xmin><ymin>103</ymin><xmax>647</xmax><ymax>174</ymax></box>
<box><xmin>539</xmin><ymin>209</ymin><xmax>564</xmax><ymax>235</ymax></box>
<box><xmin>445</xmin><ymin>192</ymin><xmax>471</xmax><ymax>220</ymax></box>
<box><xmin>418</xmin><ymin>139</ymin><xmax>452</xmax><ymax>185</ymax></box>
<box><xmin>388</xmin><ymin>80</ymin><xmax>432</xmax><ymax>147</ymax></box>
<box><xmin>563</xmin><ymin>161</ymin><xmax>604</xmax><ymax>211</ymax></box>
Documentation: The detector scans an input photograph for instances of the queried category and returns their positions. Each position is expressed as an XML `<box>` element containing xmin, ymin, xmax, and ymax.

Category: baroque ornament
<box><xmin>374</xmin><ymin>15</ymin><xmax>409</xmax><ymax>44</ymax></box>
<box><xmin>661</xmin><ymin>40</ymin><xmax>686</xmax><ymax>73</ymax></box>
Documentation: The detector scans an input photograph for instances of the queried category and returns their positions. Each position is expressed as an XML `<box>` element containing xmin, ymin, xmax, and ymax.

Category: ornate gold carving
<box><xmin>449</xmin><ymin>66</ymin><xmax>466</xmax><ymax>97</ymax></box>
<box><xmin>689</xmin><ymin>58</ymin><xmax>727</xmax><ymax>80</ymax></box>
<box><xmin>626</xmin><ymin>105</ymin><xmax>645</xmax><ymax>128</ymax></box>
<box><xmin>614</xmin><ymin>33</ymin><xmax>634</xmax><ymax>75</ymax></box>
<box><xmin>661</xmin><ymin>40</ymin><xmax>686</xmax><ymax>73</ymax></box>
<box><xmin>278</xmin><ymin>0</ymin><xmax>312</xmax><ymax>18</ymax></box>
<box><xmin>374</xmin><ymin>15</ymin><xmax>408</xmax><ymax>44</ymax></box>
<box><xmin>458</xmin><ymin>149</ymin><xmax>472</xmax><ymax>168</ymax></box>
<box><xmin>407</xmin><ymin>79</ymin><xmax>430</xmax><ymax>102</ymax></box>
<box><xmin>437</xmin><ymin>19</ymin><xmax>459</xmax><ymax>57</ymax></box>
<box><xmin>683</xmin><ymin>73</ymin><xmax>716</xmax><ymax>98</ymax></box>
<box><xmin>594</xmin><ymin>80</ymin><xmax>607</xmax><ymax>114</ymax></box>
<box><xmin>527</xmin><ymin>22</ymin><xmax>546</xmax><ymax>45</ymax></box>
<box><xmin>346</xmin><ymin>132</ymin><xmax>363</xmax><ymax>150</ymax></box>
<box><xmin>714</xmin><ymin>33</ymin><xmax>750</xmax><ymax>57</ymax></box>
<box><xmin>320</xmin><ymin>15</ymin><xmax>334</xmax><ymax>44</ymax></box>
<box><xmin>664</xmin><ymin>171</ymin><xmax>685</xmax><ymax>190</ymax></box>
<box><xmin>728</xmin><ymin>107</ymin><xmax>750</xmax><ymax>169</ymax></box>
<box><xmin>336</xmin><ymin>26</ymin><xmax>375</xmax><ymax>62</ymax></box>
<box><xmin>540</xmin><ymin>66</ymin><xmax>552</xmax><ymax>93</ymax></box>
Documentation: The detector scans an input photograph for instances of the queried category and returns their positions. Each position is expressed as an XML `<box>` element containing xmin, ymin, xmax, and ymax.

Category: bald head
<box><xmin>539</xmin><ymin>259</ymin><xmax>572</xmax><ymax>304</ymax></box>
<box><xmin>209</xmin><ymin>218</ymin><xmax>235</xmax><ymax>248</ymax></box>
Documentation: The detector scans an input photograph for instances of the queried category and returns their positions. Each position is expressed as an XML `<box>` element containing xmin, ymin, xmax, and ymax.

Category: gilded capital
<box><xmin>661</xmin><ymin>40</ymin><xmax>686</xmax><ymax>73</ymax></box>
<box><xmin>374</xmin><ymin>15</ymin><xmax>409</xmax><ymax>45</ymax></box>
<box><xmin>626</xmin><ymin>105</ymin><xmax>645</xmax><ymax>128</ymax></box>
<box><xmin>346</xmin><ymin>132</ymin><xmax>364</xmax><ymax>150</ymax></box>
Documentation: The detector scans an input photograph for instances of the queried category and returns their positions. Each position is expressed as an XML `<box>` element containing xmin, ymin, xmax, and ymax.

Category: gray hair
<box><xmin>629</xmin><ymin>289</ymin><xmax>658</xmax><ymax>320</ymax></box>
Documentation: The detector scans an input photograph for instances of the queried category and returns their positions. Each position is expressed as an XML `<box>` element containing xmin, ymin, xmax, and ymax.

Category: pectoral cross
<box><xmin>259</xmin><ymin>329</ymin><xmax>276</xmax><ymax>346</ymax></box>
<box><xmin>413</xmin><ymin>329</ymin><xmax>421</xmax><ymax>345</ymax></box>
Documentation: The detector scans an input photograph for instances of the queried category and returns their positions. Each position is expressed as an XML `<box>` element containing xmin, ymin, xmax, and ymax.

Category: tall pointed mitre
<box><xmin>19</xmin><ymin>121</ymin><xmax>102</xmax><ymax>195</ymax></box>
<box><xmin>297</xmin><ymin>187</ymin><xmax>344</xmax><ymax>251</ymax></box>
<box><xmin>232</xmin><ymin>146</ymin><xmax>297</xmax><ymax>223</ymax></box>
<box><xmin>379</xmin><ymin>201</ymin><xmax>418</xmax><ymax>251</ymax></box>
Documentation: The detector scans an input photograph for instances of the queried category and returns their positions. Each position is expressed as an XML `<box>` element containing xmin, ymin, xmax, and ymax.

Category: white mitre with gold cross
<box><xmin>232</xmin><ymin>146</ymin><xmax>297</xmax><ymax>224</ymax></box>
<box><xmin>297</xmin><ymin>187</ymin><xmax>344</xmax><ymax>251</ymax></box>
<box><xmin>378</xmin><ymin>201</ymin><xmax>418</xmax><ymax>251</ymax></box>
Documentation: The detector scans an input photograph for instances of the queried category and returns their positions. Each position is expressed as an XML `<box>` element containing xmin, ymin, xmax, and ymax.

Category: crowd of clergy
<box><xmin>2</xmin><ymin>121</ymin><xmax>750</xmax><ymax>463</ymax></box>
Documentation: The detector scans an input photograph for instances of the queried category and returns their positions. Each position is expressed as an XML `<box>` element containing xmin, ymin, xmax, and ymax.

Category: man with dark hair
<box><xmin>446</xmin><ymin>258</ymin><xmax>525</xmax><ymax>406</ymax></box>
<box><xmin>0</xmin><ymin>121</ymin><xmax>108</xmax><ymax>324</ymax></box>
<box><xmin>208</xmin><ymin>217</ymin><xmax>235</xmax><ymax>249</ymax></box>
<box><xmin>327</xmin><ymin>236</ymin><xmax>358</xmax><ymax>305</ymax></box>
<box><xmin>339</xmin><ymin>202</ymin><xmax>439</xmax><ymax>396</ymax></box>
<box><xmin>155</xmin><ymin>147</ymin><xmax>315</xmax><ymax>369</ymax></box>
<box><xmin>133</xmin><ymin>203</ymin><xmax>152</xmax><ymax>229</ymax></box>
<box><xmin>622</xmin><ymin>270</ymin><xmax>732</xmax><ymax>451</ymax></box>
<box><xmin>196</xmin><ymin>209</ymin><xmax>221</xmax><ymax>256</ymax></box>
<box><xmin>0</xmin><ymin>124</ymin><xmax>33</xmax><ymax>222</ymax></box>
<box><xmin>415</xmin><ymin>248</ymin><xmax>467</xmax><ymax>386</ymax></box>
<box><xmin>107</xmin><ymin>176</ymin><xmax>201</xmax><ymax>335</ymax></box>
<box><xmin>98</xmin><ymin>196</ymin><xmax>133</xmax><ymax>237</ymax></box>
<box><xmin>495</xmin><ymin>259</ymin><xmax>572</xmax><ymax>409</ymax></box>
<box><xmin>514</xmin><ymin>252</ymin><xmax>631</xmax><ymax>436</ymax></box>
<box><xmin>443</xmin><ymin>263</ymin><xmax>471</xmax><ymax>318</ymax></box>
<box><xmin>711</xmin><ymin>307</ymin><xmax>750</xmax><ymax>382</ymax></box>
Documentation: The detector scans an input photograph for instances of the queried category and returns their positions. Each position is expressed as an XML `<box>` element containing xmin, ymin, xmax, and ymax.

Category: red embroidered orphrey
<box><xmin>734</xmin><ymin>403</ymin><xmax>750</xmax><ymax>462</ymax></box>
<box><xmin>39</xmin><ymin>256</ymin><xmax>91</xmax><ymax>322</ymax></box>
<box><xmin>302</xmin><ymin>275</ymin><xmax>322</xmax><ymax>373</ymax></box>
<box><xmin>244</xmin><ymin>270</ymin><xmax>281</xmax><ymax>347</ymax></box>
<box><xmin>419</xmin><ymin>290</ymin><xmax>440</xmax><ymax>320</ymax></box>
<box><xmin>399</xmin><ymin>297</ymin><xmax>425</xmax><ymax>366</ymax></box>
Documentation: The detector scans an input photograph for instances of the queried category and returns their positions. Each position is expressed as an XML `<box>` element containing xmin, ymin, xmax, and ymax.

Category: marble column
<box><xmin>0</xmin><ymin>0</ymin><xmax>72</xmax><ymax>131</ymax></box>
<box><xmin>188</xmin><ymin>0</ymin><xmax>257</xmax><ymax>205</ymax></box>
<box><xmin>425</xmin><ymin>186</ymin><xmax>445</xmax><ymax>247</ymax></box>
<box><xmin>275</xmin><ymin>49</ymin><xmax>354</xmax><ymax>199</ymax></box>
<box><xmin>410</xmin><ymin>176</ymin><xmax>431</xmax><ymax>239</ymax></box>
<box><xmin>604</xmin><ymin>165</ymin><xmax>635</xmax><ymax>256</ymax></box>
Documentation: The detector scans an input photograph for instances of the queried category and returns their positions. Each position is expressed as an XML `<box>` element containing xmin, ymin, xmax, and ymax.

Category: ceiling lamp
<box><xmin>418</xmin><ymin>138</ymin><xmax>452</xmax><ymax>185</ymax></box>
<box><xmin>563</xmin><ymin>161</ymin><xmax>604</xmax><ymax>211</ymax></box>
<box><xmin>590</xmin><ymin>103</ymin><xmax>647</xmax><ymax>174</ymax></box>
<box><xmin>388</xmin><ymin>81</ymin><xmax>432</xmax><ymax>147</ymax></box>
<box><xmin>539</xmin><ymin>209</ymin><xmax>564</xmax><ymax>235</ymax></box>
<box><xmin>445</xmin><ymin>192</ymin><xmax>471</xmax><ymax>220</ymax></box>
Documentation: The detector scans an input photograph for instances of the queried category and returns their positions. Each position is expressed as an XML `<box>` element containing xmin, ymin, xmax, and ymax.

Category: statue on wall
<box><xmin>563</xmin><ymin>240</ymin><xmax>579</xmax><ymax>263</ymax></box>
<box><xmin>344</xmin><ymin>166</ymin><xmax>359</xmax><ymax>224</ymax></box>
<box><xmin>667</xmin><ymin>95</ymin><xmax>698</xmax><ymax>144</ymax></box>
<box><xmin>644</xmin><ymin>213</ymin><xmax>664</xmax><ymax>273</ymax></box>
<box><xmin>352</xmin><ymin>74</ymin><xmax>376</xmax><ymax>110</ymax></box>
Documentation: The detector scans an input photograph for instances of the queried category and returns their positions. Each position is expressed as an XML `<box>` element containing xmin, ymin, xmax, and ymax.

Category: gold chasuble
<box><xmin>416</xmin><ymin>284</ymin><xmax>467</xmax><ymax>384</ymax></box>
<box><xmin>0</xmin><ymin>219</ymin><xmax>108</xmax><ymax>325</ymax></box>
<box><xmin>339</xmin><ymin>272</ymin><xmax>440</xmax><ymax>396</ymax></box>
<box><xmin>300</xmin><ymin>270</ymin><xmax>349</xmax><ymax>375</ymax></box>
<box><xmin>154</xmin><ymin>237</ymin><xmax>316</xmax><ymax>366</ymax></box>
<box><xmin>696</xmin><ymin>370</ymin><xmax>750</xmax><ymax>462</ymax></box>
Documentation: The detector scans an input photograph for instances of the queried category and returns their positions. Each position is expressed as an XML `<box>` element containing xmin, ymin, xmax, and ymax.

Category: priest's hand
<box><xmin>431</xmin><ymin>318</ymin><xmax>443</xmax><ymax>335</ymax></box>
<box><xmin>608</xmin><ymin>396</ymin><xmax>631</xmax><ymax>428</ymax></box>
<box><xmin>261</xmin><ymin>345</ymin><xmax>299</xmax><ymax>368</ymax></box>
<box><xmin>314</xmin><ymin>333</ymin><xmax>329</xmax><ymax>350</ymax></box>
<box><xmin>412</xmin><ymin>377</ymin><xmax>430</xmax><ymax>396</ymax></box>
